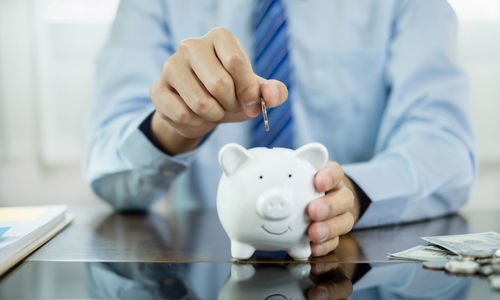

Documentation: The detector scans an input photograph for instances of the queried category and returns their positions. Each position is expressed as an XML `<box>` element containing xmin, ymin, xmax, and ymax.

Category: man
<box><xmin>84</xmin><ymin>0</ymin><xmax>476</xmax><ymax>257</ymax></box>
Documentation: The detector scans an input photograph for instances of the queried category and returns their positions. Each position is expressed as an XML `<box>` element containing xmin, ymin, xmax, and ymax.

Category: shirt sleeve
<box><xmin>83</xmin><ymin>0</ymin><xmax>195</xmax><ymax>210</ymax></box>
<box><xmin>343</xmin><ymin>0</ymin><xmax>477</xmax><ymax>228</ymax></box>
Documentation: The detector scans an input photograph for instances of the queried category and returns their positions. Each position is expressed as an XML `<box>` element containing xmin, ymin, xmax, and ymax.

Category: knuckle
<box><xmin>210</xmin><ymin>76</ymin><xmax>232</xmax><ymax>98</ymax></box>
<box><xmin>162</xmin><ymin>58</ymin><xmax>178</xmax><ymax>80</ymax></box>
<box><xmin>210</xmin><ymin>27</ymin><xmax>230</xmax><ymax>37</ymax></box>
<box><xmin>149</xmin><ymin>80</ymin><xmax>162</xmax><ymax>99</ymax></box>
<box><xmin>163</xmin><ymin>57</ymin><xmax>174</xmax><ymax>70</ymax></box>
<box><xmin>194</xmin><ymin>97</ymin><xmax>223</xmax><ymax>121</ymax></box>
<box><xmin>194</xmin><ymin>97</ymin><xmax>211</xmax><ymax>114</ymax></box>
<box><xmin>236</xmin><ymin>84</ymin><xmax>259</xmax><ymax>104</ymax></box>
<box><xmin>177</xmin><ymin>38</ymin><xmax>199</xmax><ymax>54</ymax></box>
<box><xmin>173</xmin><ymin>109</ymin><xmax>192</xmax><ymax>125</ymax></box>
<box><xmin>331</xmin><ymin>161</ymin><xmax>344</xmax><ymax>175</ymax></box>
<box><xmin>225</xmin><ymin>53</ymin><xmax>245</xmax><ymax>72</ymax></box>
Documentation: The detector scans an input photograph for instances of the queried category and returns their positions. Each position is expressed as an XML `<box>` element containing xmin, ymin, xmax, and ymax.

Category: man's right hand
<box><xmin>149</xmin><ymin>28</ymin><xmax>288</xmax><ymax>155</ymax></box>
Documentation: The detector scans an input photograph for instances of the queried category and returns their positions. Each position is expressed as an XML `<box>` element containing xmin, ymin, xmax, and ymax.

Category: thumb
<box><xmin>255</xmin><ymin>75</ymin><xmax>288</xmax><ymax>108</ymax></box>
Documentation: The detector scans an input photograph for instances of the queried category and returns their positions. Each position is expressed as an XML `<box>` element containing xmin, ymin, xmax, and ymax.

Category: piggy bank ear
<box><xmin>294</xmin><ymin>143</ymin><xmax>328</xmax><ymax>171</ymax></box>
<box><xmin>218</xmin><ymin>143</ymin><xmax>253</xmax><ymax>176</ymax></box>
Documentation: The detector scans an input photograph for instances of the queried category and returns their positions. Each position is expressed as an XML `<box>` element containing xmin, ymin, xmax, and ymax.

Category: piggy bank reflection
<box><xmin>216</xmin><ymin>143</ymin><xmax>328</xmax><ymax>260</ymax></box>
<box><xmin>218</xmin><ymin>263</ymin><xmax>313</xmax><ymax>300</ymax></box>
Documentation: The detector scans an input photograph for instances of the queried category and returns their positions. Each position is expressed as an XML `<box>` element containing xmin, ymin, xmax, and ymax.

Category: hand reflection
<box><xmin>309</xmin><ymin>263</ymin><xmax>354</xmax><ymax>300</ymax></box>
<box><xmin>219</xmin><ymin>236</ymin><xmax>366</xmax><ymax>300</ymax></box>
<box><xmin>306</xmin><ymin>234</ymin><xmax>364</xmax><ymax>299</ymax></box>
<box><xmin>217</xmin><ymin>262</ymin><xmax>366</xmax><ymax>300</ymax></box>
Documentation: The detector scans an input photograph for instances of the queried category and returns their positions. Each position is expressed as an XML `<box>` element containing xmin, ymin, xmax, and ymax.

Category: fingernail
<box><xmin>317</xmin><ymin>223</ymin><xmax>329</xmax><ymax>242</ymax></box>
<box><xmin>243</xmin><ymin>101</ymin><xmax>259</xmax><ymax>116</ymax></box>
<box><xmin>318</xmin><ymin>203</ymin><xmax>329</xmax><ymax>220</ymax></box>
<box><xmin>316</xmin><ymin>286</ymin><xmax>329</xmax><ymax>300</ymax></box>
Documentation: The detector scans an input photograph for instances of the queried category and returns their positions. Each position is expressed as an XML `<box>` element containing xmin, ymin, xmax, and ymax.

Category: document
<box><xmin>0</xmin><ymin>205</ymin><xmax>72</xmax><ymax>276</ymax></box>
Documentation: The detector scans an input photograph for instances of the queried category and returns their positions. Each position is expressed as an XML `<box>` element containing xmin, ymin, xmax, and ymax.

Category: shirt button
<box><xmin>162</xmin><ymin>170</ymin><xmax>176</xmax><ymax>178</ymax></box>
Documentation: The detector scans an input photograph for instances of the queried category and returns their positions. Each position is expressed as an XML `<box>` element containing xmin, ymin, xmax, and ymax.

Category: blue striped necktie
<box><xmin>251</xmin><ymin>0</ymin><xmax>295</xmax><ymax>149</ymax></box>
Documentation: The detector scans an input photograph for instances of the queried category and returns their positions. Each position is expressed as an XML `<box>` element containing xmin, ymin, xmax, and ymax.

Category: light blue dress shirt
<box><xmin>84</xmin><ymin>0</ymin><xmax>477</xmax><ymax>228</ymax></box>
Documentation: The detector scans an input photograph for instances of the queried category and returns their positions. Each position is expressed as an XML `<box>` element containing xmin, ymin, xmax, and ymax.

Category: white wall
<box><xmin>0</xmin><ymin>0</ymin><xmax>38</xmax><ymax>162</ymax></box>
<box><xmin>0</xmin><ymin>0</ymin><xmax>499</xmax><ymax>208</ymax></box>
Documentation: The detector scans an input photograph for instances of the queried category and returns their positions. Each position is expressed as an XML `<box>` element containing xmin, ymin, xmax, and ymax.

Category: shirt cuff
<box><xmin>342</xmin><ymin>156</ymin><xmax>414</xmax><ymax>229</ymax></box>
<box><xmin>118</xmin><ymin>109</ymin><xmax>198</xmax><ymax>178</ymax></box>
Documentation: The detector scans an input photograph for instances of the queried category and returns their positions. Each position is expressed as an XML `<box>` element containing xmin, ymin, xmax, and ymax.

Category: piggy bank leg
<box><xmin>288</xmin><ymin>237</ymin><xmax>311</xmax><ymax>260</ymax></box>
<box><xmin>231</xmin><ymin>241</ymin><xmax>255</xmax><ymax>260</ymax></box>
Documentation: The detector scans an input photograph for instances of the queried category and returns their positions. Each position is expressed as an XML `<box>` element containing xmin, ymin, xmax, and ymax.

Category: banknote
<box><xmin>421</xmin><ymin>231</ymin><xmax>500</xmax><ymax>255</ymax></box>
<box><xmin>389</xmin><ymin>245</ymin><xmax>456</xmax><ymax>261</ymax></box>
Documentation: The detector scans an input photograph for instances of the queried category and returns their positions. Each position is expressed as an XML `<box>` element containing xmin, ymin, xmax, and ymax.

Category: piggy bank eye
<box><xmin>259</xmin><ymin>175</ymin><xmax>263</xmax><ymax>180</ymax></box>
<box><xmin>288</xmin><ymin>174</ymin><xmax>292</xmax><ymax>178</ymax></box>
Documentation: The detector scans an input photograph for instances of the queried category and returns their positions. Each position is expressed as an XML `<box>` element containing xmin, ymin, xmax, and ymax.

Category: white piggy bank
<box><xmin>216</xmin><ymin>143</ymin><xmax>328</xmax><ymax>260</ymax></box>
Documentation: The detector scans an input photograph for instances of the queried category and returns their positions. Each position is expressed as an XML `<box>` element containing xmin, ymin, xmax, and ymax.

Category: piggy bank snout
<box><xmin>257</xmin><ymin>189</ymin><xmax>292</xmax><ymax>220</ymax></box>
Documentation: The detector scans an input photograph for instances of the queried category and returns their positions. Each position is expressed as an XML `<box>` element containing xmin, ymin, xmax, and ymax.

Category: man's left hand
<box><xmin>307</xmin><ymin>161</ymin><xmax>360</xmax><ymax>256</ymax></box>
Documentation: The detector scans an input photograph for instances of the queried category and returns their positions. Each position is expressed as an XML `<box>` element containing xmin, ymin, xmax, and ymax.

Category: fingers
<box><xmin>308</xmin><ymin>186</ymin><xmax>354</xmax><ymax>222</ymax></box>
<box><xmin>152</xmin><ymin>27</ymin><xmax>291</xmax><ymax>142</ymax></box>
<box><xmin>257</xmin><ymin>77</ymin><xmax>288</xmax><ymax>108</ymax></box>
<box><xmin>311</xmin><ymin>236</ymin><xmax>340</xmax><ymax>257</ymax></box>
<box><xmin>314</xmin><ymin>161</ymin><xmax>344</xmax><ymax>193</ymax></box>
<box><xmin>219</xmin><ymin>77</ymin><xmax>289</xmax><ymax>123</ymax></box>
<box><xmin>150</xmin><ymin>81</ymin><xmax>205</xmax><ymax>127</ymax></box>
<box><xmin>211</xmin><ymin>28</ymin><xmax>261</xmax><ymax>116</ymax></box>
<box><xmin>164</xmin><ymin>57</ymin><xmax>225</xmax><ymax>122</ymax></box>
<box><xmin>311</xmin><ymin>262</ymin><xmax>339</xmax><ymax>276</ymax></box>
<box><xmin>183</xmin><ymin>38</ymin><xmax>240</xmax><ymax>112</ymax></box>
<box><xmin>309</xmin><ymin>212</ymin><xmax>355</xmax><ymax>245</ymax></box>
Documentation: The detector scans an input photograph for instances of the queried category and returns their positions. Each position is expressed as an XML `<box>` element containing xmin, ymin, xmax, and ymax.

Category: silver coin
<box><xmin>462</xmin><ymin>249</ymin><xmax>495</xmax><ymax>259</ymax></box>
<box><xmin>445</xmin><ymin>260</ymin><xmax>479</xmax><ymax>275</ymax></box>
<box><xmin>260</xmin><ymin>98</ymin><xmax>269</xmax><ymax>132</ymax></box>
<box><xmin>489</xmin><ymin>275</ymin><xmax>500</xmax><ymax>290</ymax></box>
<box><xmin>492</xmin><ymin>264</ymin><xmax>500</xmax><ymax>274</ymax></box>
<box><xmin>477</xmin><ymin>258</ymin><xmax>500</xmax><ymax>265</ymax></box>
<box><xmin>452</xmin><ymin>256</ymin><xmax>474</xmax><ymax>262</ymax></box>
<box><xmin>423</xmin><ymin>260</ymin><xmax>448</xmax><ymax>270</ymax></box>
<box><xmin>479</xmin><ymin>265</ymin><xmax>495</xmax><ymax>276</ymax></box>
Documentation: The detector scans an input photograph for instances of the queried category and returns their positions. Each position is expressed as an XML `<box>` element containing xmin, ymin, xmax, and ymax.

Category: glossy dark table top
<box><xmin>0</xmin><ymin>204</ymin><xmax>499</xmax><ymax>299</ymax></box>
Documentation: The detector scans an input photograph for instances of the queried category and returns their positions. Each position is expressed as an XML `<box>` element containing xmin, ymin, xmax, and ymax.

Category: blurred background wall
<box><xmin>0</xmin><ymin>0</ymin><xmax>499</xmax><ymax>209</ymax></box>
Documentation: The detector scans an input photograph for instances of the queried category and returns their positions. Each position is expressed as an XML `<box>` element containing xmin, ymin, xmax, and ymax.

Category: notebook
<box><xmin>0</xmin><ymin>205</ymin><xmax>72</xmax><ymax>276</ymax></box>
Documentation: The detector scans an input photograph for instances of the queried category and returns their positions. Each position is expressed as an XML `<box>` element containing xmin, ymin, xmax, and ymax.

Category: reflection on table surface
<box><xmin>0</xmin><ymin>260</ymin><xmax>485</xmax><ymax>300</ymax></box>
<box><xmin>23</xmin><ymin>204</ymin><xmax>498</xmax><ymax>263</ymax></box>
<box><xmin>1</xmin><ymin>204</ymin><xmax>499</xmax><ymax>299</ymax></box>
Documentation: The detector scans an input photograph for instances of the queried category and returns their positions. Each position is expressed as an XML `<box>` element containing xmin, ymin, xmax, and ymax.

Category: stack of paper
<box><xmin>0</xmin><ymin>205</ymin><xmax>72</xmax><ymax>276</ymax></box>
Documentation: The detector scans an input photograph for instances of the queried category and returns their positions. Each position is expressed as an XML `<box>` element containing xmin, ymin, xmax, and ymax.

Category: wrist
<box><xmin>151</xmin><ymin>111</ymin><xmax>202</xmax><ymax>155</ymax></box>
